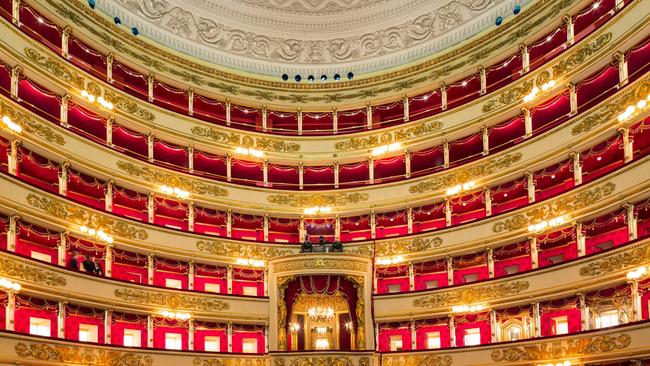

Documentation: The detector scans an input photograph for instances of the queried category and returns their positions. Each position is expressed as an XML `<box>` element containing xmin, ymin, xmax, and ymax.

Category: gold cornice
<box><xmin>267</xmin><ymin>192</ymin><xmax>369</xmax><ymax>207</ymax></box>
<box><xmin>0</xmin><ymin>98</ymin><xmax>65</xmax><ymax>146</ymax></box>
<box><xmin>117</xmin><ymin>161</ymin><xmax>229</xmax><ymax>198</ymax></box>
<box><xmin>0</xmin><ymin>256</ymin><xmax>67</xmax><ymax>287</ymax></box>
<box><xmin>15</xmin><ymin>342</ymin><xmax>153</xmax><ymax>366</ymax></box>
<box><xmin>191</xmin><ymin>126</ymin><xmax>301</xmax><ymax>153</ymax></box>
<box><xmin>34</xmin><ymin>0</ymin><xmax>582</xmax><ymax>109</ymax></box>
<box><xmin>114</xmin><ymin>288</ymin><xmax>230</xmax><ymax>312</ymax></box>
<box><xmin>491</xmin><ymin>182</ymin><xmax>616</xmax><ymax>233</ymax></box>
<box><xmin>382</xmin><ymin>355</ymin><xmax>452</xmax><ymax>366</ymax></box>
<box><xmin>375</xmin><ymin>237</ymin><xmax>443</xmax><ymax>258</ymax></box>
<box><xmin>579</xmin><ymin>241</ymin><xmax>650</xmax><ymax>277</ymax></box>
<box><xmin>334</xmin><ymin>121</ymin><xmax>443</xmax><ymax>151</ymax></box>
<box><xmin>26</xmin><ymin>193</ymin><xmax>149</xmax><ymax>240</ymax></box>
<box><xmin>413</xmin><ymin>281</ymin><xmax>529</xmax><ymax>308</ymax></box>
<box><xmin>490</xmin><ymin>334</ymin><xmax>631</xmax><ymax>361</ymax></box>
<box><xmin>273</xmin><ymin>257</ymin><xmax>368</xmax><ymax>273</ymax></box>
<box><xmin>196</xmin><ymin>240</ymin><xmax>294</xmax><ymax>260</ymax></box>
<box><xmin>194</xmin><ymin>357</ymin><xmax>266</xmax><ymax>366</ymax></box>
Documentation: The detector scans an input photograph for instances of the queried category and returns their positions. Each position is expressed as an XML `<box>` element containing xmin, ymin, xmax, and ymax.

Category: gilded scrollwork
<box><xmin>194</xmin><ymin>357</ymin><xmax>266</xmax><ymax>366</ymax></box>
<box><xmin>490</xmin><ymin>334</ymin><xmax>631</xmax><ymax>361</ymax></box>
<box><xmin>375</xmin><ymin>237</ymin><xmax>442</xmax><ymax>257</ymax></box>
<box><xmin>0</xmin><ymin>256</ymin><xmax>67</xmax><ymax>287</ymax></box>
<box><xmin>15</xmin><ymin>342</ymin><xmax>153</xmax><ymax>366</ymax></box>
<box><xmin>191</xmin><ymin>126</ymin><xmax>300</xmax><ymax>152</ymax></box>
<box><xmin>27</xmin><ymin>193</ymin><xmax>148</xmax><ymax>240</ymax></box>
<box><xmin>117</xmin><ymin>161</ymin><xmax>229</xmax><ymax>197</ymax></box>
<box><xmin>552</xmin><ymin>33</ymin><xmax>613</xmax><ymax>78</ymax></box>
<box><xmin>382</xmin><ymin>354</ymin><xmax>452</xmax><ymax>366</ymax></box>
<box><xmin>24</xmin><ymin>47</ymin><xmax>85</xmax><ymax>89</ymax></box>
<box><xmin>267</xmin><ymin>192</ymin><xmax>369</xmax><ymax>207</ymax></box>
<box><xmin>580</xmin><ymin>242</ymin><xmax>650</xmax><ymax>277</ymax></box>
<box><xmin>413</xmin><ymin>281</ymin><xmax>529</xmax><ymax>308</ymax></box>
<box><xmin>492</xmin><ymin>182</ymin><xmax>616</xmax><ymax>233</ymax></box>
<box><xmin>335</xmin><ymin>121</ymin><xmax>443</xmax><ymax>151</ymax></box>
<box><xmin>114</xmin><ymin>288</ymin><xmax>229</xmax><ymax>311</ymax></box>
<box><xmin>409</xmin><ymin>153</ymin><xmax>522</xmax><ymax>194</ymax></box>
<box><xmin>0</xmin><ymin>99</ymin><xmax>66</xmax><ymax>145</ymax></box>
<box><xmin>274</xmin><ymin>258</ymin><xmax>368</xmax><ymax>273</ymax></box>
<box><xmin>482</xmin><ymin>78</ymin><xmax>535</xmax><ymax>113</ymax></box>
<box><xmin>196</xmin><ymin>240</ymin><xmax>293</xmax><ymax>259</ymax></box>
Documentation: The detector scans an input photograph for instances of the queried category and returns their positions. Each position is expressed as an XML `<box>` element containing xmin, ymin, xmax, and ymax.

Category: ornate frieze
<box><xmin>194</xmin><ymin>357</ymin><xmax>266</xmax><ymax>366</ymax></box>
<box><xmin>413</xmin><ymin>281</ymin><xmax>529</xmax><ymax>308</ymax></box>
<box><xmin>24</xmin><ymin>47</ymin><xmax>85</xmax><ymax>89</ymax></box>
<box><xmin>375</xmin><ymin>237</ymin><xmax>442</xmax><ymax>257</ymax></box>
<box><xmin>580</xmin><ymin>242</ymin><xmax>650</xmax><ymax>277</ymax></box>
<box><xmin>0</xmin><ymin>256</ymin><xmax>66</xmax><ymax>287</ymax></box>
<box><xmin>482</xmin><ymin>78</ymin><xmax>535</xmax><ymax>113</ymax></box>
<box><xmin>490</xmin><ymin>334</ymin><xmax>631</xmax><ymax>361</ymax></box>
<box><xmin>15</xmin><ymin>342</ymin><xmax>153</xmax><ymax>366</ymax></box>
<box><xmin>552</xmin><ymin>33</ymin><xmax>613</xmax><ymax>78</ymax></box>
<box><xmin>272</xmin><ymin>355</ymin><xmax>367</xmax><ymax>366</ymax></box>
<box><xmin>409</xmin><ymin>153</ymin><xmax>522</xmax><ymax>194</ymax></box>
<box><xmin>0</xmin><ymin>99</ymin><xmax>66</xmax><ymax>145</ymax></box>
<box><xmin>273</xmin><ymin>257</ymin><xmax>368</xmax><ymax>273</ymax></box>
<box><xmin>267</xmin><ymin>192</ymin><xmax>369</xmax><ymax>207</ymax></box>
<box><xmin>492</xmin><ymin>182</ymin><xmax>616</xmax><ymax>233</ymax></box>
<box><xmin>26</xmin><ymin>193</ymin><xmax>148</xmax><ymax>240</ymax></box>
<box><xmin>335</xmin><ymin>121</ymin><xmax>443</xmax><ymax>151</ymax></box>
<box><xmin>382</xmin><ymin>355</ymin><xmax>452</xmax><ymax>366</ymax></box>
<box><xmin>190</xmin><ymin>126</ymin><xmax>300</xmax><ymax>152</ymax></box>
<box><xmin>196</xmin><ymin>240</ymin><xmax>293</xmax><ymax>259</ymax></box>
<box><xmin>117</xmin><ymin>161</ymin><xmax>229</xmax><ymax>197</ymax></box>
<box><xmin>114</xmin><ymin>288</ymin><xmax>229</xmax><ymax>312</ymax></box>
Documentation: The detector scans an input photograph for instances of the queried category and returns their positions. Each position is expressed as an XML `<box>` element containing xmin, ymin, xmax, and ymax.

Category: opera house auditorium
<box><xmin>0</xmin><ymin>0</ymin><xmax>648</xmax><ymax>364</ymax></box>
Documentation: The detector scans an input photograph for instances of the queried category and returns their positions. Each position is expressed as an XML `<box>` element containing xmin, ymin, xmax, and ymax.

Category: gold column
<box><xmin>277</xmin><ymin>276</ymin><xmax>295</xmax><ymax>351</ymax></box>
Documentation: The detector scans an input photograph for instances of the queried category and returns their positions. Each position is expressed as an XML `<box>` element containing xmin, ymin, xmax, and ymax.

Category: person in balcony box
<box><xmin>68</xmin><ymin>252</ymin><xmax>80</xmax><ymax>271</ymax></box>
<box><xmin>301</xmin><ymin>237</ymin><xmax>313</xmax><ymax>253</ymax></box>
<box><xmin>93</xmin><ymin>257</ymin><xmax>103</xmax><ymax>276</ymax></box>
<box><xmin>332</xmin><ymin>241</ymin><xmax>343</xmax><ymax>252</ymax></box>
<box><xmin>82</xmin><ymin>256</ymin><xmax>97</xmax><ymax>274</ymax></box>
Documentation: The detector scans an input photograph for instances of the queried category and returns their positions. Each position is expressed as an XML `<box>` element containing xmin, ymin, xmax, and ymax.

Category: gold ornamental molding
<box><xmin>26</xmin><ymin>193</ymin><xmax>149</xmax><ymax>240</ymax></box>
<box><xmin>117</xmin><ymin>161</ymin><xmax>229</xmax><ymax>198</ymax></box>
<box><xmin>36</xmin><ymin>0</ymin><xmax>579</xmax><ymax>107</ymax></box>
<box><xmin>0</xmin><ymin>256</ymin><xmax>66</xmax><ymax>287</ymax></box>
<box><xmin>267</xmin><ymin>193</ymin><xmax>369</xmax><ymax>207</ymax></box>
<box><xmin>23</xmin><ymin>47</ymin><xmax>85</xmax><ymax>89</ymax></box>
<box><xmin>114</xmin><ymin>288</ymin><xmax>229</xmax><ymax>312</ymax></box>
<box><xmin>413</xmin><ymin>280</ymin><xmax>529</xmax><ymax>308</ymax></box>
<box><xmin>553</xmin><ymin>33</ymin><xmax>614</xmax><ymax>78</ymax></box>
<box><xmin>334</xmin><ymin>121</ymin><xmax>444</xmax><ymax>151</ymax></box>
<box><xmin>273</xmin><ymin>257</ymin><xmax>368</xmax><ymax>274</ymax></box>
<box><xmin>409</xmin><ymin>153</ymin><xmax>523</xmax><ymax>194</ymax></box>
<box><xmin>375</xmin><ymin>237</ymin><xmax>442</xmax><ymax>257</ymax></box>
<box><xmin>382</xmin><ymin>355</ymin><xmax>452</xmax><ymax>366</ymax></box>
<box><xmin>492</xmin><ymin>182</ymin><xmax>616</xmax><ymax>233</ymax></box>
<box><xmin>0</xmin><ymin>99</ymin><xmax>66</xmax><ymax>146</ymax></box>
<box><xmin>572</xmin><ymin>78</ymin><xmax>650</xmax><ymax>135</ymax></box>
<box><xmin>15</xmin><ymin>342</ymin><xmax>153</xmax><ymax>366</ymax></box>
<box><xmin>191</xmin><ymin>127</ymin><xmax>301</xmax><ymax>153</ymax></box>
<box><xmin>272</xmin><ymin>356</ymin><xmax>370</xmax><ymax>366</ymax></box>
<box><xmin>194</xmin><ymin>357</ymin><xmax>266</xmax><ymax>366</ymax></box>
<box><xmin>490</xmin><ymin>334</ymin><xmax>631</xmax><ymax>362</ymax></box>
<box><xmin>580</xmin><ymin>241</ymin><xmax>650</xmax><ymax>277</ymax></box>
<box><xmin>196</xmin><ymin>240</ymin><xmax>293</xmax><ymax>259</ymax></box>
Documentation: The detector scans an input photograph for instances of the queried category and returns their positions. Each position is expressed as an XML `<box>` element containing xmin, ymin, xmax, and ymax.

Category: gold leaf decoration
<box><xmin>409</xmin><ymin>153</ymin><xmax>522</xmax><ymax>194</ymax></box>
<box><xmin>194</xmin><ymin>357</ymin><xmax>266</xmax><ymax>366</ymax></box>
<box><xmin>24</xmin><ymin>48</ymin><xmax>85</xmax><ymax>88</ymax></box>
<box><xmin>196</xmin><ymin>240</ymin><xmax>293</xmax><ymax>259</ymax></box>
<box><xmin>27</xmin><ymin>194</ymin><xmax>148</xmax><ymax>240</ymax></box>
<box><xmin>335</xmin><ymin>121</ymin><xmax>443</xmax><ymax>151</ymax></box>
<box><xmin>15</xmin><ymin>342</ymin><xmax>153</xmax><ymax>366</ymax></box>
<box><xmin>580</xmin><ymin>242</ymin><xmax>650</xmax><ymax>277</ymax></box>
<box><xmin>274</xmin><ymin>258</ymin><xmax>368</xmax><ymax>273</ymax></box>
<box><xmin>490</xmin><ymin>334</ymin><xmax>631</xmax><ymax>361</ymax></box>
<box><xmin>552</xmin><ymin>33</ymin><xmax>613</xmax><ymax>78</ymax></box>
<box><xmin>103</xmin><ymin>89</ymin><xmax>155</xmax><ymax>122</ymax></box>
<box><xmin>345</xmin><ymin>245</ymin><xmax>374</xmax><ymax>256</ymax></box>
<box><xmin>267</xmin><ymin>192</ymin><xmax>369</xmax><ymax>207</ymax></box>
<box><xmin>375</xmin><ymin>237</ymin><xmax>442</xmax><ymax>257</ymax></box>
<box><xmin>382</xmin><ymin>354</ymin><xmax>452</xmax><ymax>366</ymax></box>
<box><xmin>191</xmin><ymin>126</ymin><xmax>300</xmax><ymax>153</ymax></box>
<box><xmin>0</xmin><ymin>256</ymin><xmax>66</xmax><ymax>287</ymax></box>
<box><xmin>0</xmin><ymin>99</ymin><xmax>65</xmax><ymax>145</ymax></box>
<box><xmin>492</xmin><ymin>182</ymin><xmax>615</xmax><ymax>233</ymax></box>
<box><xmin>572</xmin><ymin>77</ymin><xmax>649</xmax><ymax>135</ymax></box>
<box><xmin>114</xmin><ymin>288</ymin><xmax>229</xmax><ymax>312</ymax></box>
<box><xmin>413</xmin><ymin>281</ymin><xmax>529</xmax><ymax>308</ymax></box>
<box><xmin>482</xmin><ymin>78</ymin><xmax>535</xmax><ymax>113</ymax></box>
<box><xmin>117</xmin><ymin>161</ymin><xmax>228</xmax><ymax>197</ymax></box>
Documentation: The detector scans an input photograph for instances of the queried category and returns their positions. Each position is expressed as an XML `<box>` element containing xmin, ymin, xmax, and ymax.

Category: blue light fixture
<box><xmin>88</xmin><ymin>0</ymin><xmax>96</xmax><ymax>9</ymax></box>
<box><xmin>113</xmin><ymin>17</ymin><xmax>121</xmax><ymax>26</ymax></box>
<box><xmin>320</xmin><ymin>75</ymin><xmax>327</xmax><ymax>82</ymax></box>
<box><xmin>295</xmin><ymin>75</ymin><xmax>302</xmax><ymax>83</ymax></box>
<box><xmin>513</xmin><ymin>4</ymin><xmax>521</xmax><ymax>14</ymax></box>
<box><xmin>334</xmin><ymin>74</ymin><xmax>341</xmax><ymax>81</ymax></box>
<box><xmin>308</xmin><ymin>75</ymin><xmax>315</xmax><ymax>83</ymax></box>
<box><xmin>281</xmin><ymin>74</ymin><xmax>289</xmax><ymax>81</ymax></box>
<box><xmin>347</xmin><ymin>72</ymin><xmax>354</xmax><ymax>80</ymax></box>
<box><xmin>131</xmin><ymin>27</ymin><xmax>139</xmax><ymax>36</ymax></box>
<box><xmin>495</xmin><ymin>16</ymin><xmax>504</xmax><ymax>26</ymax></box>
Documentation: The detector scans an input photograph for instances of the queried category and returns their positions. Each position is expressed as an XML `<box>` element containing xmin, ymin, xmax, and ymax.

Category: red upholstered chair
<box><xmin>302</xmin><ymin>112</ymin><xmax>333</xmax><ymax>134</ymax></box>
<box><xmin>152</xmin><ymin>82</ymin><xmax>189</xmax><ymax>115</ymax></box>
<box><xmin>408</xmin><ymin>90</ymin><xmax>442</xmax><ymax>121</ymax></box>
<box><xmin>486</xmin><ymin>54</ymin><xmax>523</xmax><ymax>93</ymax></box>
<box><xmin>192</xmin><ymin>94</ymin><xmax>228</xmax><ymax>125</ymax></box>
<box><xmin>67</xmin><ymin>103</ymin><xmax>107</xmax><ymax>143</ymax></box>
<box><xmin>67</xmin><ymin>35</ymin><xmax>107</xmax><ymax>79</ymax></box>
<box><xmin>193</xmin><ymin>206</ymin><xmax>227</xmax><ymax>236</ymax></box>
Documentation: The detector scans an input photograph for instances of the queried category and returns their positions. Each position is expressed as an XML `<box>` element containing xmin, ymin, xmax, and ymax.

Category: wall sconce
<box><xmin>527</xmin><ymin>215</ymin><xmax>567</xmax><ymax>233</ymax></box>
<box><xmin>0</xmin><ymin>278</ymin><xmax>21</xmax><ymax>292</ymax></box>
<box><xmin>523</xmin><ymin>80</ymin><xmax>556</xmax><ymax>103</ymax></box>
<box><xmin>289</xmin><ymin>323</ymin><xmax>300</xmax><ymax>333</ymax></box>
<box><xmin>161</xmin><ymin>310</ymin><xmax>191</xmax><ymax>320</ymax></box>
<box><xmin>160</xmin><ymin>185</ymin><xmax>190</xmax><ymax>200</ymax></box>
<box><xmin>617</xmin><ymin>94</ymin><xmax>650</xmax><ymax>122</ymax></box>
<box><xmin>451</xmin><ymin>304</ymin><xmax>486</xmax><ymax>313</ymax></box>
<box><xmin>1</xmin><ymin>116</ymin><xmax>22</xmax><ymax>133</ymax></box>
<box><xmin>372</xmin><ymin>142</ymin><xmax>401</xmax><ymax>156</ymax></box>
<box><xmin>303</xmin><ymin>206</ymin><xmax>332</xmax><ymax>215</ymax></box>
<box><xmin>446</xmin><ymin>181</ymin><xmax>475</xmax><ymax>196</ymax></box>
<box><xmin>235</xmin><ymin>146</ymin><xmax>264</xmax><ymax>158</ymax></box>
<box><xmin>79</xmin><ymin>225</ymin><xmax>114</xmax><ymax>244</ymax></box>
<box><xmin>344</xmin><ymin>321</ymin><xmax>354</xmax><ymax>333</ymax></box>
<box><xmin>627</xmin><ymin>266</ymin><xmax>649</xmax><ymax>280</ymax></box>
<box><xmin>80</xmin><ymin>90</ymin><xmax>113</xmax><ymax>110</ymax></box>
<box><xmin>236</xmin><ymin>258</ymin><xmax>265</xmax><ymax>268</ymax></box>
<box><xmin>375</xmin><ymin>255</ymin><xmax>404</xmax><ymax>266</ymax></box>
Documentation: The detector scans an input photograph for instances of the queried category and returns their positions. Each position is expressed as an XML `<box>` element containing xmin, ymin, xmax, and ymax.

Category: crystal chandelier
<box><xmin>307</xmin><ymin>306</ymin><xmax>335</xmax><ymax>322</ymax></box>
